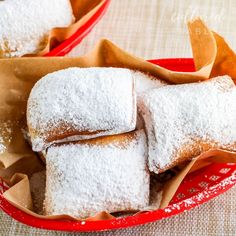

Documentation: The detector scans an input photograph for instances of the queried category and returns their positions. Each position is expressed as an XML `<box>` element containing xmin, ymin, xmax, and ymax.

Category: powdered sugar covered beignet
<box><xmin>0</xmin><ymin>0</ymin><xmax>74</xmax><ymax>57</ymax></box>
<box><xmin>27</xmin><ymin>67</ymin><xmax>136</xmax><ymax>151</ymax></box>
<box><xmin>45</xmin><ymin>130</ymin><xmax>149</xmax><ymax>218</ymax></box>
<box><xmin>131</xmin><ymin>70</ymin><xmax>167</xmax><ymax>129</ymax></box>
<box><xmin>139</xmin><ymin>76</ymin><xmax>236</xmax><ymax>174</ymax></box>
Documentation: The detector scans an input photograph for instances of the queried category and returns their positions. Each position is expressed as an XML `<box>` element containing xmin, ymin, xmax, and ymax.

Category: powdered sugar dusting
<box><xmin>139</xmin><ymin>76</ymin><xmax>236</xmax><ymax>173</ymax></box>
<box><xmin>27</xmin><ymin>67</ymin><xmax>136</xmax><ymax>151</ymax></box>
<box><xmin>0</xmin><ymin>121</ymin><xmax>13</xmax><ymax>154</ymax></box>
<box><xmin>133</xmin><ymin>71</ymin><xmax>167</xmax><ymax>95</ymax></box>
<box><xmin>45</xmin><ymin>130</ymin><xmax>149</xmax><ymax>218</ymax></box>
<box><xmin>0</xmin><ymin>136</ymin><xmax>6</xmax><ymax>154</ymax></box>
<box><xmin>132</xmin><ymin>70</ymin><xmax>167</xmax><ymax>129</ymax></box>
<box><xmin>0</xmin><ymin>0</ymin><xmax>74</xmax><ymax>57</ymax></box>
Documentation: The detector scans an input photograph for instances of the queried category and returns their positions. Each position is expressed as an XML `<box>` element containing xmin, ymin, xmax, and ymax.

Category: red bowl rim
<box><xmin>1</xmin><ymin>164</ymin><xmax>235</xmax><ymax>232</ymax></box>
<box><xmin>44</xmin><ymin>0</ymin><xmax>111</xmax><ymax>57</ymax></box>
<box><xmin>1</xmin><ymin>58</ymin><xmax>236</xmax><ymax>232</ymax></box>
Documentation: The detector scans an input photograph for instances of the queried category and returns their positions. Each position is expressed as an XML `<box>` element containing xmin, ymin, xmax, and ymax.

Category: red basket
<box><xmin>1</xmin><ymin>58</ymin><xmax>236</xmax><ymax>232</ymax></box>
<box><xmin>44</xmin><ymin>0</ymin><xmax>111</xmax><ymax>57</ymax></box>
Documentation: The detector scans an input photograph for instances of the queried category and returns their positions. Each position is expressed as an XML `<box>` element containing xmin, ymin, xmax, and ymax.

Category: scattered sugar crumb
<box><xmin>0</xmin><ymin>120</ymin><xmax>13</xmax><ymax>154</ymax></box>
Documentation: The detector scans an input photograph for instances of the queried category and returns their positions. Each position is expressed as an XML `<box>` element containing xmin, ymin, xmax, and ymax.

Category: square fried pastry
<box><xmin>138</xmin><ymin>76</ymin><xmax>236</xmax><ymax>174</ymax></box>
<box><xmin>27</xmin><ymin>67</ymin><xmax>136</xmax><ymax>151</ymax></box>
<box><xmin>44</xmin><ymin>130</ymin><xmax>149</xmax><ymax>218</ymax></box>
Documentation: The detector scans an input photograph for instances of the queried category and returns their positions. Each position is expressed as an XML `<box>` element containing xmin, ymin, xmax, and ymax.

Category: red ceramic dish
<box><xmin>0</xmin><ymin>58</ymin><xmax>236</xmax><ymax>232</ymax></box>
<box><xmin>44</xmin><ymin>0</ymin><xmax>111</xmax><ymax>57</ymax></box>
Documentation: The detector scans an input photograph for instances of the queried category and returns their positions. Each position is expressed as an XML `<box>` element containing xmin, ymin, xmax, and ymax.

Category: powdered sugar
<box><xmin>132</xmin><ymin>70</ymin><xmax>167</xmax><ymax>129</ymax></box>
<box><xmin>139</xmin><ymin>76</ymin><xmax>236</xmax><ymax>173</ymax></box>
<box><xmin>0</xmin><ymin>137</ymin><xmax>6</xmax><ymax>154</ymax></box>
<box><xmin>27</xmin><ymin>67</ymin><xmax>136</xmax><ymax>152</ymax></box>
<box><xmin>0</xmin><ymin>0</ymin><xmax>74</xmax><ymax>57</ymax></box>
<box><xmin>45</xmin><ymin>130</ymin><xmax>149</xmax><ymax>218</ymax></box>
<box><xmin>133</xmin><ymin>71</ymin><xmax>167</xmax><ymax>95</ymax></box>
<box><xmin>0</xmin><ymin>120</ymin><xmax>13</xmax><ymax>154</ymax></box>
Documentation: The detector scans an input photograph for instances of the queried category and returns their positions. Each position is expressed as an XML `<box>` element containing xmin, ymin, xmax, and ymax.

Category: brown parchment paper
<box><xmin>0</xmin><ymin>18</ymin><xmax>236</xmax><ymax>221</ymax></box>
<box><xmin>35</xmin><ymin>0</ymin><xmax>107</xmax><ymax>56</ymax></box>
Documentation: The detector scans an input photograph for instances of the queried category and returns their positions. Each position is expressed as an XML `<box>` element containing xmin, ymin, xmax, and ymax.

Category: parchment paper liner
<box><xmin>0</xmin><ymin>18</ymin><xmax>236</xmax><ymax>221</ymax></box>
<box><xmin>29</xmin><ymin>0</ymin><xmax>107</xmax><ymax>56</ymax></box>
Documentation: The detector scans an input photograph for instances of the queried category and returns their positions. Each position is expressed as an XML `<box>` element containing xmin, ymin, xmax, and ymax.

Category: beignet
<box><xmin>44</xmin><ymin>130</ymin><xmax>149</xmax><ymax>218</ymax></box>
<box><xmin>138</xmin><ymin>76</ymin><xmax>236</xmax><ymax>174</ymax></box>
<box><xmin>0</xmin><ymin>0</ymin><xmax>74</xmax><ymax>57</ymax></box>
<box><xmin>133</xmin><ymin>70</ymin><xmax>167</xmax><ymax>129</ymax></box>
<box><xmin>27</xmin><ymin>67</ymin><xmax>136</xmax><ymax>151</ymax></box>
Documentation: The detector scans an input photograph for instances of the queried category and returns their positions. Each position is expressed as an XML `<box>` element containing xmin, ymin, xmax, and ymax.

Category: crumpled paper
<box><xmin>0</xmin><ymin>18</ymin><xmax>235</xmax><ymax>220</ymax></box>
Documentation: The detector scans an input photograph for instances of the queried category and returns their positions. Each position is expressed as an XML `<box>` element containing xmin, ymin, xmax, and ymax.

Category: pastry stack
<box><xmin>27</xmin><ymin>67</ymin><xmax>236</xmax><ymax>218</ymax></box>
